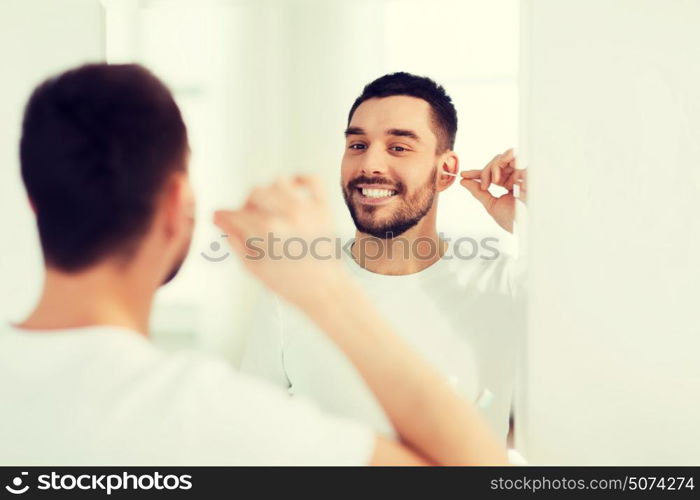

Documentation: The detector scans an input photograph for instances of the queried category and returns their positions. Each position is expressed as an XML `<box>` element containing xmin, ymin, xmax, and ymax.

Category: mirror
<box><xmin>105</xmin><ymin>0</ymin><xmax>524</xmax><ymax>448</ymax></box>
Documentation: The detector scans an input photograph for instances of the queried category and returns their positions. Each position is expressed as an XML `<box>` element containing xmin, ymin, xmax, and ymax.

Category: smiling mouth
<box><xmin>356</xmin><ymin>187</ymin><xmax>398</xmax><ymax>199</ymax></box>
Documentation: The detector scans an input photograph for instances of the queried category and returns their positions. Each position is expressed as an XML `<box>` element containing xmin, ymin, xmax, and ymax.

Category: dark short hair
<box><xmin>347</xmin><ymin>72</ymin><xmax>457</xmax><ymax>152</ymax></box>
<box><xmin>20</xmin><ymin>63</ymin><xmax>188</xmax><ymax>271</ymax></box>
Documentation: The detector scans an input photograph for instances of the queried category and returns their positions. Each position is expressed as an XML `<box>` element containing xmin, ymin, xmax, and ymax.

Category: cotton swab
<box><xmin>448</xmin><ymin>165</ymin><xmax>525</xmax><ymax>198</ymax></box>
<box><xmin>441</xmin><ymin>167</ymin><xmax>459</xmax><ymax>177</ymax></box>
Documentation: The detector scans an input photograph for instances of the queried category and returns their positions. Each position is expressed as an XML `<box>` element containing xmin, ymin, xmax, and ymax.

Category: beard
<box><xmin>342</xmin><ymin>166</ymin><xmax>438</xmax><ymax>239</ymax></box>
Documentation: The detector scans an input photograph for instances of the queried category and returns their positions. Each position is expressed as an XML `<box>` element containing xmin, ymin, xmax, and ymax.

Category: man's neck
<box><xmin>17</xmin><ymin>264</ymin><xmax>154</xmax><ymax>335</ymax></box>
<box><xmin>351</xmin><ymin>223</ymin><xmax>447</xmax><ymax>276</ymax></box>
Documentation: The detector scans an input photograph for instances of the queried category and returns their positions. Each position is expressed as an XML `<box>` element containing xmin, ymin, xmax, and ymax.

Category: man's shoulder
<box><xmin>145</xmin><ymin>348</ymin><xmax>241</xmax><ymax>390</ymax></box>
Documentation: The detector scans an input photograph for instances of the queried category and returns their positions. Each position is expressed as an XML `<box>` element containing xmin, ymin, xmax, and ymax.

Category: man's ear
<box><xmin>162</xmin><ymin>171</ymin><xmax>195</xmax><ymax>240</ymax></box>
<box><xmin>437</xmin><ymin>152</ymin><xmax>459</xmax><ymax>192</ymax></box>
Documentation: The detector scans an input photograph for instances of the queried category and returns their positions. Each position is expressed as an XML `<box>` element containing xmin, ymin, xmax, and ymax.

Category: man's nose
<box><xmin>359</xmin><ymin>146</ymin><xmax>389</xmax><ymax>176</ymax></box>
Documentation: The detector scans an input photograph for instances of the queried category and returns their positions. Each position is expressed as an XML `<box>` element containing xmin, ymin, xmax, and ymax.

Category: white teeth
<box><xmin>361</xmin><ymin>188</ymin><xmax>395</xmax><ymax>198</ymax></box>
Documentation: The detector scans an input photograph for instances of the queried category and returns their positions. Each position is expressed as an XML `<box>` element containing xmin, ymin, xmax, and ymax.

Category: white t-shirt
<box><xmin>241</xmin><ymin>238</ymin><xmax>526</xmax><ymax>442</ymax></box>
<box><xmin>0</xmin><ymin>324</ymin><xmax>374</xmax><ymax>465</ymax></box>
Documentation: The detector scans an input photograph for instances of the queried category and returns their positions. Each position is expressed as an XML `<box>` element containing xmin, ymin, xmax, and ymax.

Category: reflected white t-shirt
<box><xmin>0</xmin><ymin>325</ymin><xmax>374</xmax><ymax>465</ymax></box>
<box><xmin>241</xmin><ymin>239</ymin><xmax>526</xmax><ymax>442</ymax></box>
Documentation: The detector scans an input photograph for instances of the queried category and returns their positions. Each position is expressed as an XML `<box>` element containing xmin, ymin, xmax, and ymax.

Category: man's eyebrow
<box><xmin>343</xmin><ymin>127</ymin><xmax>421</xmax><ymax>141</ymax></box>
<box><xmin>386</xmin><ymin>128</ymin><xmax>421</xmax><ymax>141</ymax></box>
<box><xmin>344</xmin><ymin>126</ymin><xmax>365</xmax><ymax>137</ymax></box>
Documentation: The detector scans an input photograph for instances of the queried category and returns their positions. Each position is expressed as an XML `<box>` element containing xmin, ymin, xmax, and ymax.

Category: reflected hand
<box><xmin>459</xmin><ymin>148</ymin><xmax>527</xmax><ymax>233</ymax></box>
<box><xmin>214</xmin><ymin>175</ymin><xmax>347</xmax><ymax>309</ymax></box>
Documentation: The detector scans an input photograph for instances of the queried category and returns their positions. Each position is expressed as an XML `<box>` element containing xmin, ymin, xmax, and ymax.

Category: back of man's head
<box><xmin>20</xmin><ymin>64</ymin><xmax>189</xmax><ymax>272</ymax></box>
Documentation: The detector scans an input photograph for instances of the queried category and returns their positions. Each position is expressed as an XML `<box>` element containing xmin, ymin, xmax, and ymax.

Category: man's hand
<box><xmin>214</xmin><ymin>175</ymin><xmax>348</xmax><ymax>310</ymax></box>
<box><xmin>459</xmin><ymin>148</ymin><xmax>527</xmax><ymax>233</ymax></box>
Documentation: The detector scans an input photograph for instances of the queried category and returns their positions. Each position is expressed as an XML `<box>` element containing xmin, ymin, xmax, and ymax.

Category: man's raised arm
<box><xmin>214</xmin><ymin>175</ymin><xmax>508</xmax><ymax>466</ymax></box>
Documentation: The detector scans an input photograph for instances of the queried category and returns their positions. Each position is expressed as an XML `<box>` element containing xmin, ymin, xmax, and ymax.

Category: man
<box><xmin>242</xmin><ymin>72</ymin><xmax>527</xmax><ymax>443</ymax></box>
<box><xmin>0</xmin><ymin>63</ymin><xmax>508</xmax><ymax>466</ymax></box>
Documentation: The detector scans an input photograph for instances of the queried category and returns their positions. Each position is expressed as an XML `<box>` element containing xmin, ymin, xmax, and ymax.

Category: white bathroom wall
<box><xmin>518</xmin><ymin>0</ymin><xmax>700</xmax><ymax>464</ymax></box>
<box><xmin>0</xmin><ymin>1</ymin><xmax>104</xmax><ymax>324</ymax></box>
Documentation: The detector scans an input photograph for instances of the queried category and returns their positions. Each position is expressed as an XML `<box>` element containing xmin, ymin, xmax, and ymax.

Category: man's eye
<box><xmin>349</xmin><ymin>144</ymin><xmax>366</xmax><ymax>150</ymax></box>
<box><xmin>390</xmin><ymin>146</ymin><xmax>408</xmax><ymax>152</ymax></box>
